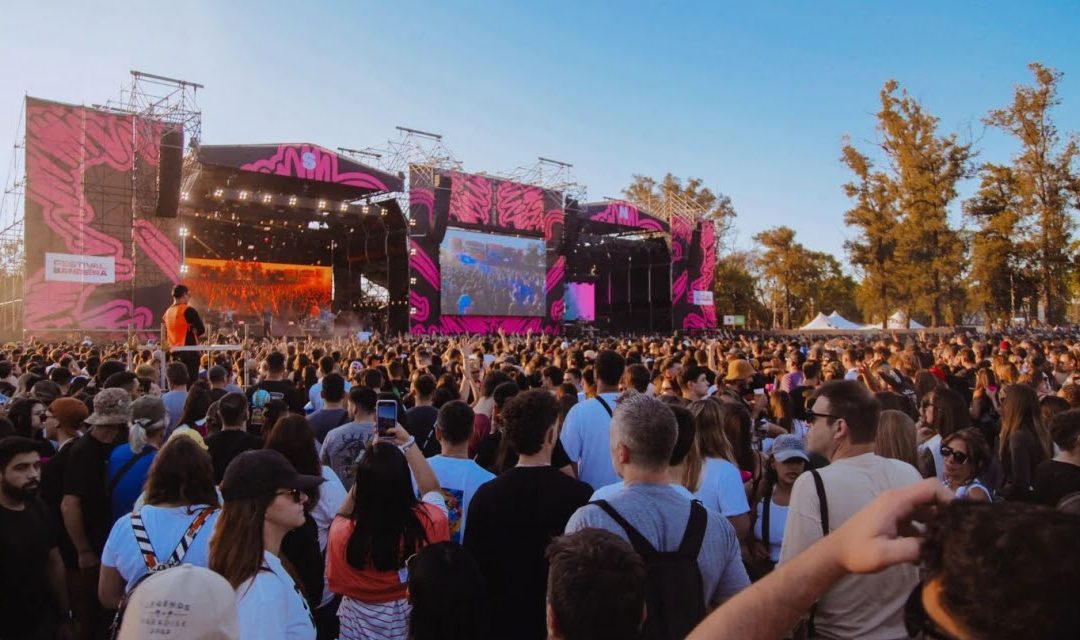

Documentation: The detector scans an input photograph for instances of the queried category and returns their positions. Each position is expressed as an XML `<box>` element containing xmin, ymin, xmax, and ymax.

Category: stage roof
<box><xmin>196</xmin><ymin>143</ymin><xmax>404</xmax><ymax>199</ymax></box>
<box><xmin>577</xmin><ymin>201</ymin><xmax>670</xmax><ymax>234</ymax></box>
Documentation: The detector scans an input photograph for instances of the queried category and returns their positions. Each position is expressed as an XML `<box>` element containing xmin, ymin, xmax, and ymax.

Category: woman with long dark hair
<box><xmin>326</xmin><ymin>426</ymin><xmax>449</xmax><ymax>640</ymax></box>
<box><xmin>175</xmin><ymin>384</ymin><xmax>213</xmax><ymax>436</ymax></box>
<box><xmin>266</xmin><ymin>414</ymin><xmax>348</xmax><ymax>639</ymax></box>
<box><xmin>1000</xmin><ymin>384</ymin><xmax>1052</xmax><ymax>501</ymax></box>
<box><xmin>98</xmin><ymin>436</ymin><xmax>220</xmax><ymax>610</ymax></box>
<box><xmin>746</xmin><ymin>434</ymin><xmax>809</xmax><ymax>579</ymax></box>
<box><xmin>686</xmin><ymin>399</ymin><xmax>751</xmax><ymax>541</ymax></box>
<box><xmin>209</xmin><ymin>449</ymin><xmax>324</xmax><ymax>639</ymax></box>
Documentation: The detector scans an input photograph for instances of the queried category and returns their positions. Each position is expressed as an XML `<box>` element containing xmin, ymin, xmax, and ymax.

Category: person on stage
<box><xmin>163</xmin><ymin>284</ymin><xmax>206</xmax><ymax>384</ymax></box>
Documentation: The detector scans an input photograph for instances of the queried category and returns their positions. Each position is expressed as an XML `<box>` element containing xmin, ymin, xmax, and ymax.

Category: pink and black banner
<box><xmin>23</xmin><ymin>98</ymin><xmax>180</xmax><ymax>333</ymax></box>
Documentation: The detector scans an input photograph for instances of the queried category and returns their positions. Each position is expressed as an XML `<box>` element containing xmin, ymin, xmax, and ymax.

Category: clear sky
<box><xmin>2</xmin><ymin>1</ymin><xmax>1079</xmax><ymax>264</ymax></box>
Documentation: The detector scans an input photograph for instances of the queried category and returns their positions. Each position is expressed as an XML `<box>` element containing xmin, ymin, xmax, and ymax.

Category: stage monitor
<box><xmin>439</xmin><ymin>227</ymin><xmax>546</xmax><ymax>317</ymax></box>
<box><xmin>184</xmin><ymin>258</ymin><xmax>332</xmax><ymax>328</ymax></box>
<box><xmin>564</xmin><ymin>282</ymin><xmax>596</xmax><ymax>322</ymax></box>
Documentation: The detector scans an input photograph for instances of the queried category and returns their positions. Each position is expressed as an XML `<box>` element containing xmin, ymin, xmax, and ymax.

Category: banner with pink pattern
<box><xmin>23</xmin><ymin>98</ymin><xmax>180</xmax><ymax>332</ymax></box>
<box><xmin>408</xmin><ymin>168</ymin><xmax>564</xmax><ymax>334</ymax></box>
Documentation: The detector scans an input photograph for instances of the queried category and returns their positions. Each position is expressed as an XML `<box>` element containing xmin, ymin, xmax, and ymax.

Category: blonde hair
<box><xmin>875</xmin><ymin>409</ymin><xmax>918</xmax><ymax>467</ymax></box>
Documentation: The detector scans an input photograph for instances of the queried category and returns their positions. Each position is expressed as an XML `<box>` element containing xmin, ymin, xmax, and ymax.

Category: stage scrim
<box><xmin>183</xmin><ymin>258</ymin><xmax>332</xmax><ymax>327</ymax></box>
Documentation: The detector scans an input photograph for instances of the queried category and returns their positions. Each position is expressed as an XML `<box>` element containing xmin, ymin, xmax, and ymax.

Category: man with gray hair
<box><xmin>565</xmin><ymin>392</ymin><xmax>749</xmax><ymax>637</ymax></box>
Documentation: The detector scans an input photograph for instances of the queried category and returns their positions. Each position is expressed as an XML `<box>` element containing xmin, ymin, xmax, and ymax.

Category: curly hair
<box><xmin>920</xmin><ymin>501</ymin><xmax>1080</xmax><ymax>639</ymax></box>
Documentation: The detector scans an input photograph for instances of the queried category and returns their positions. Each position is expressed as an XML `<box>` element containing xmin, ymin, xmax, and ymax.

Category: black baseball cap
<box><xmin>220</xmin><ymin>449</ymin><xmax>324</xmax><ymax>502</ymax></box>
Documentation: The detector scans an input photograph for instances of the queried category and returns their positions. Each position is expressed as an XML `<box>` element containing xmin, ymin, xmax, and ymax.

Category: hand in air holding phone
<box><xmin>378</xmin><ymin>424</ymin><xmax>411</xmax><ymax>447</ymax></box>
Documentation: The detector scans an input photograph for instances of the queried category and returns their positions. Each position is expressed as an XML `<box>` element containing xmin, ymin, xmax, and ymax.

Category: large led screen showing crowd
<box><xmin>439</xmin><ymin>227</ymin><xmax>546</xmax><ymax>317</ymax></box>
<box><xmin>184</xmin><ymin>258</ymin><xmax>332</xmax><ymax>325</ymax></box>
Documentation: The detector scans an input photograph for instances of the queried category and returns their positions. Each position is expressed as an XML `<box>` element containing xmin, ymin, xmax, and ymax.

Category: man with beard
<box><xmin>0</xmin><ymin>436</ymin><xmax>73</xmax><ymax>639</ymax></box>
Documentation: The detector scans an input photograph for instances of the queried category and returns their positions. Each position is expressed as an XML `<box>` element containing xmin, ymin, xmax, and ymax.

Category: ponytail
<box><xmin>129</xmin><ymin>417</ymin><xmax>166</xmax><ymax>453</ymax></box>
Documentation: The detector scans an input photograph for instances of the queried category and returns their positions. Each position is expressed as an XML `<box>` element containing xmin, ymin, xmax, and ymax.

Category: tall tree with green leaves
<box><xmin>842</xmin><ymin>81</ymin><xmax>972</xmax><ymax>327</ymax></box>
<box><xmin>841</xmin><ymin>142</ymin><xmax>900</xmax><ymax>329</ymax></box>
<box><xmin>713</xmin><ymin>251</ymin><xmax>768</xmax><ymax>328</ymax></box>
<box><xmin>624</xmin><ymin>173</ymin><xmax>738</xmax><ymax>247</ymax></box>
<box><xmin>979</xmin><ymin>63</ymin><xmax>1079</xmax><ymax>325</ymax></box>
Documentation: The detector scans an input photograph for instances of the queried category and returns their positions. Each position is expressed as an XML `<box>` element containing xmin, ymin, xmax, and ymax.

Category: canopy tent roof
<box><xmin>858</xmin><ymin>311</ymin><xmax>928</xmax><ymax>331</ymax></box>
<box><xmin>799</xmin><ymin>312</ymin><xmax>839</xmax><ymax>331</ymax></box>
<box><xmin>827</xmin><ymin>311</ymin><xmax>864</xmax><ymax>330</ymax></box>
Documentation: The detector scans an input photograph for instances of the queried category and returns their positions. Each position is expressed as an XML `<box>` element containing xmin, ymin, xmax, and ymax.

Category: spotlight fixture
<box><xmin>362</xmin><ymin>205</ymin><xmax>370</xmax><ymax>215</ymax></box>
<box><xmin>179</xmin><ymin>226</ymin><xmax>189</xmax><ymax>238</ymax></box>
<box><xmin>318</xmin><ymin>200</ymin><xmax>327</xmax><ymax>209</ymax></box>
<box><xmin>239</xmin><ymin>191</ymin><xmax>249</xmax><ymax>200</ymax></box>
<box><xmin>289</xmin><ymin>196</ymin><xmax>298</xmax><ymax>206</ymax></box>
<box><xmin>213</xmin><ymin>188</ymin><xmax>224</xmax><ymax>198</ymax></box>
<box><xmin>262</xmin><ymin>194</ymin><xmax>273</xmax><ymax>204</ymax></box>
<box><xmin>181</xmin><ymin>191</ymin><xmax>189</xmax><ymax>201</ymax></box>
<box><xmin>340</xmin><ymin>202</ymin><xmax>349</xmax><ymax>212</ymax></box>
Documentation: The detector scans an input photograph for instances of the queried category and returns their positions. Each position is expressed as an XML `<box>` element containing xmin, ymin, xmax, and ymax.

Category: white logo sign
<box><xmin>45</xmin><ymin>253</ymin><xmax>115</xmax><ymax>284</ymax></box>
<box><xmin>301</xmin><ymin>151</ymin><xmax>317</xmax><ymax>170</ymax></box>
<box><xmin>692</xmin><ymin>290</ymin><xmax>714</xmax><ymax>305</ymax></box>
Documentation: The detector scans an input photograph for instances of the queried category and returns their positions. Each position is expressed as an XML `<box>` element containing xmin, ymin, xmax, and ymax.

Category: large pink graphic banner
<box><xmin>23</xmin><ymin>98</ymin><xmax>179</xmax><ymax>332</ymax></box>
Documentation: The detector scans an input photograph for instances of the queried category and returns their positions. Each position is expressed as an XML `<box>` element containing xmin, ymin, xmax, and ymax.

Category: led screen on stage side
<box><xmin>439</xmin><ymin>227</ymin><xmax>546</xmax><ymax>317</ymax></box>
<box><xmin>564</xmin><ymin>282</ymin><xmax>596</xmax><ymax>322</ymax></box>
<box><xmin>184</xmin><ymin>258</ymin><xmax>332</xmax><ymax>326</ymax></box>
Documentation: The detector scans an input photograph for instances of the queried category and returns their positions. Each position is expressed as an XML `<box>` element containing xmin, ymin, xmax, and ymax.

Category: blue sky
<box><xmin>2</xmin><ymin>1</ymin><xmax>1078</xmax><ymax>264</ymax></box>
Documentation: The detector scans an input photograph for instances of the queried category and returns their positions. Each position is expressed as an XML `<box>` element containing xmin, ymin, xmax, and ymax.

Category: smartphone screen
<box><xmin>753</xmin><ymin>388</ymin><xmax>765</xmax><ymax>396</ymax></box>
<box><xmin>376</xmin><ymin>400</ymin><xmax>397</xmax><ymax>437</ymax></box>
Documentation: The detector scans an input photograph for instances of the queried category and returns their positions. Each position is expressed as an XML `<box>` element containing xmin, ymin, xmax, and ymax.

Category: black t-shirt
<box><xmin>474</xmin><ymin>434</ymin><xmax>572</xmax><ymax>475</ymax></box>
<box><xmin>247</xmin><ymin>379</ymin><xmax>308</xmax><ymax>427</ymax></box>
<box><xmin>62</xmin><ymin>433</ymin><xmax>118</xmax><ymax>554</ymax></box>
<box><xmin>464</xmin><ymin>466</ymin><xmax>592</xmax><ymax>640</ymax></box>
<box><xmin>40</xmin><ymin>439</ymin><xmax>78</xmax><ymax>568</ymax></box>
<box><xmin>308</xmin><ymin>408</ymin><xmax>350</xmax><ymax>444</ymax></box>
<box><xmin>208</xmin><ymin>387</ymin><xmax>229</xmax><ymax>404</ymax></box>
<box><xmin>1032</xmin><ymin>460</ymin><xmax>1080</xmax><ymax>507</ymax></box>
<box><xmin>280</xmin><ymin>513</ymin><xmax>324</xmax><ymax>610</ymax></box>
<box><xmin>405</xmin><ymin>405</ymin><xmax>440</xmax><ymax>457</ymax></box>
<box><xmin>0</xmin><ymin>498</ymin><xmax>57</xmax><ymax>634</ymax></box>
<box><xmin>205</xmin><ymin>430</ymin><xmax>263</xmax><ymax>483</ymax></box>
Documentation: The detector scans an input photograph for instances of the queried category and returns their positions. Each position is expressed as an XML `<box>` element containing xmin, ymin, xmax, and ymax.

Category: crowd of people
<box><xmin>1</xmin><ymin>326</ymin><xmax>1079</xmax><ymax>639</ymax></box>
<box><xmin>439</xmin><ymin>261</ymin><xmax>545</xmax><ymax>317</ymax></box>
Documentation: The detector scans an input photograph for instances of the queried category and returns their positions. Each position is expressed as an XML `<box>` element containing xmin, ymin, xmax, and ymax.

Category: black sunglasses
<box><xmin>939</xmin><ymin>446</ymin><xmax>968</xmax><ymax>465</ymax></box>
<box><xmin>806</xmin><ymin>410</ymin><xmax>842</xmax><ymax>423</ymax></box>
<box><xmin>904</xmin><ymin>583</ymin><xmax>958</xmax><ymax>640</ymax></box>
<box><xmin>276</xmin><ymin>488</ymin><xmax>304</xmax><ymax>503</ymax></box>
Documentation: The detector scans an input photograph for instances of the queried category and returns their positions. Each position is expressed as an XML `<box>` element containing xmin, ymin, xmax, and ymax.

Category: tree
<box><xmin>841</xmin><ymin>81</ymin><xmax>973</xmax><ymax>327</ymax></box>
<box><xmin>713</xmin><ymin>251</ymin><xmax>768</xmax><ymax>329</ymax></box>
<box><xmin>979</xmin><ymin>63</ymin><xmax>1079</xmax><ymax>325</ymax></box>
<box><xmin>624</xmin><ymin>173</ymin><xmax>737</xmax><ymax>249</ymax></box>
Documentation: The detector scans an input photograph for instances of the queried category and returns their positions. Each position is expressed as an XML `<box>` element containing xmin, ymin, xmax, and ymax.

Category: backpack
<box><xmin>592</xmin><ymin>499</ymin><xmax>708</xmax><ymax>640</ymax></box>
<box><xmin>109</xmin><ymin>506</ymin><xmax>217</xmax><ymax>639</ymax></box>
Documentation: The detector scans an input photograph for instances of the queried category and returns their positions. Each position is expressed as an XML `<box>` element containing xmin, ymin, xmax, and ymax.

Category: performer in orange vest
<box><xmin>162</xmin><ymin>284</ymin><xmax>206</xmax><ymax>383</ymax></box>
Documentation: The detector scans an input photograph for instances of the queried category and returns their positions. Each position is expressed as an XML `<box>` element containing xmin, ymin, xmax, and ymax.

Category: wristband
<box><xmin>399</xmin><ymin>436</ymin><xmax>416</xmax><ymax>453</ymax></box>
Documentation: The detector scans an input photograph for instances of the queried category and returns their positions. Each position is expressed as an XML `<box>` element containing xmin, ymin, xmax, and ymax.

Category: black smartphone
<box><xmin>376</xmin><ymin>400</ymin><xmax>397</xmax><ymax>437</ymax></box>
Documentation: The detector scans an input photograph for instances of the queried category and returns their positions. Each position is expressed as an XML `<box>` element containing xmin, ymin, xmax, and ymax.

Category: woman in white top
<box><xmin>686</xmin><ymin>399</ymin><xmax>751</xmax><ymax>540</ymax></box>
<box><xmin>941</xmin><ymin>428</ymin><xmax>992</xmax><ymax>502</ymax></box>
<box><xmin>209</xmin><ymin>449</ymin><xmax>325</xmax><ymax>640</ymax></box>
<box><xmin>98</xmin><ymin>435</ymin><xmax>220</xmax><ymax>609</ymax></box>
<box><xmin>747</xmin><ymin>434</ymin><xmax>808</xmax><ymax>578</ymax></box>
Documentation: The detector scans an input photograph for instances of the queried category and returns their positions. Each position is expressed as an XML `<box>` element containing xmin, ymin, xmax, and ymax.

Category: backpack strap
<box><xmin>129</xmin><ymin>506</ymin><xmax>217</xmax><ymax>571</ymax></box>
<box><xmin>109</xmin><ymin>447</ymin><xmax>154</xmax><ymax>494</ymax></box>
<box><xmin>809</xmin><ymin>469</ymin><xmax>830</xmax><ymax>535</ymax></box>
<box><xmin>676</xmin><ymin>500</ymin><xmax>708</xmax><ymax>557</ymax></box>
<box><xmin>166</xmin><ymin>507</ymin><xmax>217</xmax><ymax>565</ymax></box>
<box><xmin>591</xmin><ymin>500</ymin><xmax>656</xmax><ymax>554</ymax></box>
<box><xmin>595</xmin><ymin>396</ymin><xmax>614</xmax><ymax>417</ymax></box>
<box><xmin>761</xmin><ymin>481</ymin><xmax>773</xmax><ymax>549</ymax></box>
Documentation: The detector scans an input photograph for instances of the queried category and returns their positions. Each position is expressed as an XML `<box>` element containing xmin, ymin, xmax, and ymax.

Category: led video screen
<box><xmin>564</xmin><ymin>282</ymin><xmax>596</xmax><ymax>321</ymax></box>
<box><xmin>439</xmin><ymin>227</ymin><xmax>546</xmax><ymax>317</ymax></box>
<box><xmin>184</xmin><ymin>258</ymin><xmax>332</xmax><ymax>326</ymax></box>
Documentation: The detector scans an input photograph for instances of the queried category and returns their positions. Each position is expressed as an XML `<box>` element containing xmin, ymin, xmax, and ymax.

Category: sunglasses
<box><xmin>806</xmin><ymin>410</ymin><xmax>841</xmax><ymax>423</ymax></box>
<box><xmin>904</xmin><ymin>583</ymin><xmax>958</xmax><ymax>639</ymax></box>
<box><xmin>275</xmin><ymin>488</ymin><xmax>305</xmax><ymax>503</ymax></box>
<box><xmin>939</xmin><ymin>446</ymin><xmax>969</xmax><ymax>465</ymax></box>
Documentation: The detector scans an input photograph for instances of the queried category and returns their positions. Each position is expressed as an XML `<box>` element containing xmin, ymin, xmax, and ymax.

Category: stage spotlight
<box><xmin>179</xmin><ymin>226</ymin><xmax>189</xmax><ymax>238</ymax></box>
<box><xmin>181</xmin><ymin>191</ymin><xmax>189</xmax><ymax>201</ymax></box>
<box><xmin>262</xmin><ymin>194</ymin><xmax>273</xmax><ymax>204</ymax></box>
<box><xmin>239</xmin><ymin>191</ymin><xmax>249</xmax><ymax>200</ymax></box>
<box><xmin>318</xmin><ymin>199</ymin><xmax>327</xmax><ymax>209</ymax></box>
<box><xmin>409</xmin><ymin>277</ymin><xmax>417</xmax><ymax>285</ymax></box>
<box><xmin>340</xmin><ymin>202</ymin><xmax>349</xmax><ymax>212</ymax></box>
<box><xmin>247</xmin><ymin>244</ymin><xmax>254</xmax><ymax>250</ymax></box>
<box><xmin>289</xmin><ymin>196</ymin><xmax>298</xmax><ymax>206</ymax></box>
<box><xmin>179</xmin><ymin>264</ymin><xmax>188</xmax><ymax>275</ymax></box>
<box><xmin>362</xmin><ymin>205</ymin><xmax>370</xmax><ymax>215</ymax></box>
<box><xmin>213</xmin><ymin>188</ymin><xmax>224</xmax><ymax>198</ymax></box>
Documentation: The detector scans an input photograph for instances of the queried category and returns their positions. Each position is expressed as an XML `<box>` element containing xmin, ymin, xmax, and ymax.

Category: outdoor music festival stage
<box><xmin>10</xmin><ymin>87</ymin><xmax>717</xmax><ymax>339</ymax></box>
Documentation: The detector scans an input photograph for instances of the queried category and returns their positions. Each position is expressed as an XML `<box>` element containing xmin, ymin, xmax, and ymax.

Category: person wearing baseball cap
<box><xmin>209</xmin><ymin>449</ymin><xmax>323</xmax><ymax>640</ymax></box>
<box><xmin>747</xmin><ymin>434</ymin><xmax>810</xmax><ymax>576</ymax></box>
<box><xmin>118</xmin><ymin>565</ymin><xmax>238</xmax><ymax>640</ymax></box>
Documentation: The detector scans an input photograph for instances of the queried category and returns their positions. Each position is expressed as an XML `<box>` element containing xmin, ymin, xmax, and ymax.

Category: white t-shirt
<box><xmin>694</xmin><ymin>458</ymin><xmax>751</xmax><ymax>517</ymax></box>
<box><xmin>559</xmin><ymin>392</ymin><xmax>622</xmax><ymax>489</ymax></box>
<box><xmin>236</xmin><ymin>551</ymin><xmax>315</xmax><ymax>640</ymax></box>
<box><xmin>427</xmin><ymin>455</ymin><xmax>495</xmax><ymax>544</ymax></box>
<box><xmin>779</xmin><ymin>453</ymin><xmax>922</xmax><ymax>640</ymax></box>
<box><xmin>101</xmin><ymin>504</ymin><xmax>219</xmax><ymax>588</ymax></box>
<box><xmin>312</xmin><ymin>466</ymin><xmax>348</xmax><ymax>550</ymax></box>
<box><xmin>918</xmin><ymin>434</ymin><xmax>945</xmax><ymax>481</ymax></box>
<box><xmin>752</xmin><ymin>497</ymin><xmax>789</xmax><ymax>563</ymax></box>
